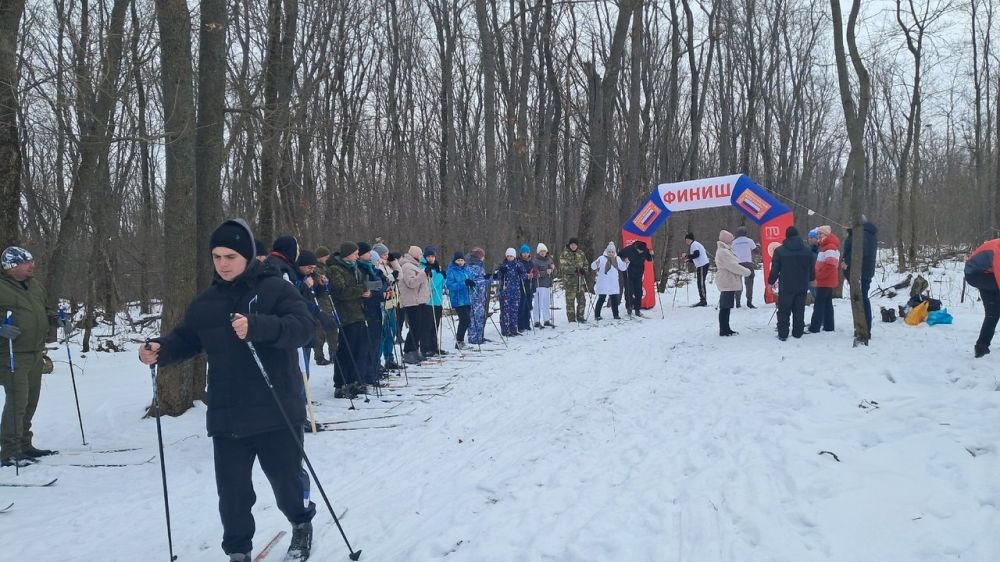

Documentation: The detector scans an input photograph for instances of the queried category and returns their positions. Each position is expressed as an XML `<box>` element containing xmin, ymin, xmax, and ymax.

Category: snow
<box><xmin>4</xmin><ymin>257</ymin><xmax>1000</xmax><ymax>561</ymax></box>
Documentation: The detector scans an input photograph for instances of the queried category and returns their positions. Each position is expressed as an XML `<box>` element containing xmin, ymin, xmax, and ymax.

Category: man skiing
<box><xmin>559</xmin><ymin>238</ymin><xmax>590</xmax><ymax>322</ymax></box>
<box><xmin>138</xmin><ymin>219</ymin><xmax>316</xmax><ymax>561</ymax></box>
<box><xmin>1</xmin><ymin>246</ymin><xmax>58</xmax><ymax>467</ymax></box>
<box><xmin>682</xmin><ymin>232</ymin><xmax>710</xmax><ymax>307</ymax></box>
<box><xmin>619</xmin><ymin>240</ymin><xmax>653</xmax><ymax>317</ymax></box>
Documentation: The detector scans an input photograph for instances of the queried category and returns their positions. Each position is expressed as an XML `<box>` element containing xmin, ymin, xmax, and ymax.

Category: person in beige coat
<box><xmin>398</xmin><ymin>246</ymin><xmax>434</xmax><ymax>362</ymax></box>
<box><xmin>715</xmin><ymin>230</ymin><xmax>752</xmax><ymax>336</ymax></box>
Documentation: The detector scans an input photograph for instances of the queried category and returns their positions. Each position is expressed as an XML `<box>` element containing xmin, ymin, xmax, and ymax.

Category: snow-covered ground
<box><xmin>3</xmin><ymin>258</ymin><xmax>1000</xmax><ymax>561</ymax></box>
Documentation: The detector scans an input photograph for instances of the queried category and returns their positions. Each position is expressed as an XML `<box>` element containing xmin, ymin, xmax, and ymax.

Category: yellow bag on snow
<box><xmin>905</xmin><ymin>300</ymin><xmax>929</xmax><ymax>326</ymax></box>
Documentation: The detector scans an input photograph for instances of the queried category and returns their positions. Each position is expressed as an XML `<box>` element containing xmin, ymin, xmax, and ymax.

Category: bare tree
<box><xmin>577</xmin><ymin>0</ymin><xmax>637</xmax><ymax>257</ymax></box>
<box><xmin>831</xmin><ymin>0</ymin><xmax>872</xmax><ymax>345</ymax></box>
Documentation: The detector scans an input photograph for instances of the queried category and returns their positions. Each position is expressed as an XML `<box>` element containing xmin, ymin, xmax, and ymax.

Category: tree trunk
<box><xmin>258</xmin><ymin>0</ymin><xmax>298</xmax><ymax>243</ymax></box>
<box><xmin>474</xmin><ymin>0</ymin><xmax>498</xmax><ymax>238</ymax></box>
<box><xmin>620</xmin><ymin>1</ymin><xmax>644</xmax><ymax>226</ymax></box>
<box><xmin>154</xmin><ymin>0</ymin><xmax>199</xmax><ymax>416</ymax></box>
<box><xmin>0</xmin><ymin>0</ymin><xmax>26</xmax><ymax>246</ymax></box>
<box><xmin>195</xmin><ymin>0</ymin><xmax>227</xmax><ymax>290</ymax></box>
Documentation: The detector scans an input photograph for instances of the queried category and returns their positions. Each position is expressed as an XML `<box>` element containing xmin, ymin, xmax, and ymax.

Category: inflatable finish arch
<box><xmin>621</xmin><ymin>174</ymin><xmax>794</xmax><ymax>307</ymax></box>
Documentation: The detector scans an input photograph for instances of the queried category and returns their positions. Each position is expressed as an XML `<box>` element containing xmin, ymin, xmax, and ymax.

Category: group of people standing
<box><xmin>689</xmin><ymin>221</ymin><xmax>877</xmax><ymax>341</ymax></box>
<box><xmin>765</xmin><ymin>221</ymin><xmax>877</xmax><ymax>340</ymax></box>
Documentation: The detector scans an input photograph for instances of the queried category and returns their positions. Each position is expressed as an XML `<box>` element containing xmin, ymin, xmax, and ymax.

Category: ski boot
<box><xmin>285</xmin><ymin>521</ymin><xmax>312</xmax><ymax>561</ymax></box>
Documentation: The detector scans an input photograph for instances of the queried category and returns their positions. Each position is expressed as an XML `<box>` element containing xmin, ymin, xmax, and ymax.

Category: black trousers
<box><xmin>624</xmin><ymin>271</ymin><xmax>643</xmax><ymax>312</ymax></box>
<box><xmin>809</xmin><ymin>287</ymin><xmax>835</xmax><ymax>332</ymax></box>
<box><xmin>429</xmin><ymin>305</ymin><xmax>443</xmax><ymax>352</ymax></box>
<box><xmin>777</xmin><ymin>291</ymin><xmax>807</xmax><ymax>339</ymax></box>
<box><xmin>517</xmin><ymin>287</ymin><xmax>533</xmax><ymax>330</ymax></box>
<box><xmin>968</xmin><ymin>272</ymin><xmax>1000</xmax><ymax>349</ymax></box>
<box><xmin>364</xmin><ymin>312</ymin><xmax>383</xmax><ymax>382</ymax></box>
<box><xmin>594</xmin><ymin>294</ymin><xmax>621</xmax><ymax>319</ymax></box>
<box><xmin>978</xmin><ymin>289</ymin><xmax>1000</xmax><ymax>349</ymax></box>
<box><xmin>403</xmin><ymin>304</ymin><xmax>435</xmax><ymax>354</ymax></box>
<box><xmin>334</xmin><ymin>321</ymin><xmax>368</xmax><ymax>388</ymax></box>
<box><xmin>696</xmin><ymin>264</ymin><xmax>709</xmax><ymax>303</ymax></box>
<box><xmin>455</xmin><ymin>305</ymin><xmax>471</xmax><ymax>343</ymax></box>
<box><xmin>213</xmin><ymin>428</ymin><xmax>315</xmax><ymax>555</ymax></box>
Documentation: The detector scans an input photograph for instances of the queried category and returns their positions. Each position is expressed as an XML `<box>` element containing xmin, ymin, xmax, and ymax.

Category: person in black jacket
<box><xmin>138</xmin><ymin>219</ymin><xmax>316</xmax><ymax>562</ymax></box>
<box><xmin>266</xmin><ymin>234</ymin><xmax>300</xmax><ymax>283</ymax></box>
<box><xmin>768</xmin><ymin>226</ymin><xmax>815</xmax><ymax>340</ymax></box>
<box><xmin>619</xmin><ymin>240</ymin><xmax>654</xmax><ymax>316</ymax></box>
<box><xmin>842</xmin><ymin>219</ymin><xmax>878</xmax><ymax>331</ymax></box>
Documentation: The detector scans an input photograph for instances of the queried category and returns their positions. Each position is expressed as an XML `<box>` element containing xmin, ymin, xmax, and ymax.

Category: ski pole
<box><xmin>241</xmin><ymin>336</ymin><xmax>362</xmax><ymax>561</ymax></box>
<box><xmin>59</xmin><ymin>308</ymin><xmax>87</xmax><ymax>445</ymax></box>
<box><xmin>486</xmin><ymin>302</ymin><xmax>509</xmax><ymax>349</ymax></box>
<box><xmin>145</xmin><ymin>342</ymin><xmax>177</xmax><ymax>562</ymax></box>
<box><xmin>5</xmin><ymin>311</ymin><xmax>20</xmax><ymax>476</ymax></box>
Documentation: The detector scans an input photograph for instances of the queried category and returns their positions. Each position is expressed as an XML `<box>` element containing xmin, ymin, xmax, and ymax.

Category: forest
<box><xmin>0</xmin><ymin>0</ymin><xmax>996</xmax><ymax>411</ymax></box>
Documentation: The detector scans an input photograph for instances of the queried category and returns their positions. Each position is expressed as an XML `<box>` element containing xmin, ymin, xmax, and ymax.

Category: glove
<box><xmin>318</xmin><ymin>312</ymin><xmax>338</xmax><ymax>331</ymax></box>
<box><xmin>0</xmin><ymin>323</ymin><xmax>21</xmax><ymax>340</ymax></box>
<box><xmin>465</xmin><ymin>279</ymin><xmax>475</xmax><ymax>288</ymax></box>
<box><xmin>576</xmin><ymin>268</ymin><xmax>586</xmax><ymax>276</ymax></box>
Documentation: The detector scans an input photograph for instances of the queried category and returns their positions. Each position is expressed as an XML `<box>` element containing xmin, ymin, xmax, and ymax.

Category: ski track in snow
<box><xmin>3</xmin><ymin>258</ymin><xmax>1000</xmax><ymax>561</ymax></box>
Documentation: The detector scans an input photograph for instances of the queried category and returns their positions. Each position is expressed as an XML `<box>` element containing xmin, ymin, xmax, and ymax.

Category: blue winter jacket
<box><xmin>422</xmin><ymin>258</ymin><xmax>446</xmax><ymax>306</ymax></box>
<box><xmin>446</xmin><ymin>262</ymin><xmax>472</xmax><ymax>307</ymax></box>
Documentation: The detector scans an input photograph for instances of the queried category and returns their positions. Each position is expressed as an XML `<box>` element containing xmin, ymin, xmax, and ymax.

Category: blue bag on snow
<box><xmin>927</xmin><ymin>308</ymin><xmax>953</xmax><ymax>326</ymax></box>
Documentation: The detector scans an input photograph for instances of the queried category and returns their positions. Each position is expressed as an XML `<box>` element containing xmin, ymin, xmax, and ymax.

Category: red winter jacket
<box><xmin>966</xmin><ymin>239</ymin><xmax>1000</xmax><ymax>289</ymax></box>
<box><xmin>815</xmin><ymin>234</ymin><xmax>841</xmax><ymax>289</ymax></box>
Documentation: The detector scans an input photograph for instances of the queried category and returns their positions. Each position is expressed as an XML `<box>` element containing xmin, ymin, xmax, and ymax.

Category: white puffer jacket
<box><xmin>714</xmin><ymin>241</ymin><xmax>751</xmax><ymax>291</ymax></box>
<box><xmin>590</xmin><ymin>254</ymin><xmax>627</xmax><ymax>295</ymax></box>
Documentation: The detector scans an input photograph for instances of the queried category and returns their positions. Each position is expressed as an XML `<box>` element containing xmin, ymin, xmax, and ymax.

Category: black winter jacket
<box><xmin>155</xmin><ymin>260</ymin><xmax>313</xmax><ymax>438</ymax></box>
<box><xmin>619</xmin><ymin>244</ymin><xmax>652</xmax><ymax>275</ymax></box>
<box><xmin>842</xmin><ymin>222</ymin><xmax>877</xmax><ymax>281</ymax></box>
<box><xmin>768</xmin><ymin>236</ymin><xmax>815</xmax><ymax>295</ymax></box>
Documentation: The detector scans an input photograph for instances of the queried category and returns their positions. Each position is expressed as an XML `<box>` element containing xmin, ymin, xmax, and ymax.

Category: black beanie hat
<box><xmin>357</xmin><ymin>241</ymin><xmax>372</xmax><ymax>256</ymax></box>
<box><xmin>210</xmin><ymin>220</ymin><xmax>255</xmax><ymax>262</ymax></box>
<box><xmin>635</xmin><ymin>240</ymin><xmax>648</xmax><ymax>250</ymax></box>
<box><xmin>254</xmin><ymin>238</ymin><xmax>268</xmax><ymax>257</ymax></box>
<box><xmin>786</xmin><ymin>226</ymin><xmax>799</xmax><ymax>238</ymax></box>
<box><xmin>452</xmin><ymin>251</ymin><xmax>465</xmax><ymax>262</ymax></box>
<box><xmin>297</xmin><ymin>250</ymin><xmax>318</xmax><ymax>267</ymax></box>
<box><xmin>272</xmin><ymin>235</ymin><xmax>299</xmax><ymax>263</ymax></box>
<box><xmin>568</xmin><ymin>237</ymin><xmax>579</xmax><ymax>246</ymax></box>
<box><xmin>684</xmin><ymin>232</ymin><xmax>695</xmax><ymax>241</ymax></box>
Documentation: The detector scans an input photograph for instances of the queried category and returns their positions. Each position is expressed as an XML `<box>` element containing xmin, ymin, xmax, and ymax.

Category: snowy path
<box><xmin>4</xmin><ymin>262</ymin><xmax>1000</xmax><ymax>561</ymax></box>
